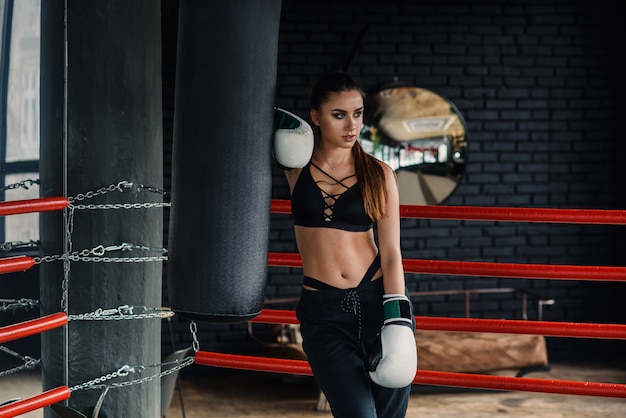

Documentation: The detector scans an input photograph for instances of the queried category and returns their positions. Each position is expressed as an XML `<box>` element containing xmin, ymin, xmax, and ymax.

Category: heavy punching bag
<box><xmin>167</xmin><ymin>0</ymin><xmax>281</xmax><ymax>323</ymax></box>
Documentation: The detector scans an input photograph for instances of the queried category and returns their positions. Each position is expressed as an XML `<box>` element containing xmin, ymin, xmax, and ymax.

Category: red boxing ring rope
<box><xmin>196</xmin><ymin>351</ymin><xmax>312</xmax><ymax>376</ymax></box>
<box><xmin>252</xmin><ymin>309</ymin><xmax>626</xmax><ymax>340</ymax></box>
<box><xmin>415</xmin><ymin>369</ymin><xmax>626</xmax><ymax>398</ymax></box>
<box><xmin>268</xmin><ymin>252</ymin><xmax>626</xmax><ymax>282</ymax></box>
<box><xmin>0</xmin><ymin>256</ymin><xmax>35</xmax><ymax>275</ymax></box>
<box><xmin>194</xmin><ymin>351</ymin><xmax>626</xmax><ymax>398</ymax></box>
<box><xmin>414</xmin><ymin>316</ymin><xmax>626</xmax><ymax>339</ymax></box>
<box><xmin>0</xmin><ymin>312</ymin><xmax>68</xmax><ymax>344</ymax></box>
<box><xmin>0</xmin><ymin>386</ymin><xmax>70</xmax><ymax>418</ymax></box>
<box><xmin>398</xmin><ymin>204</ymin><xmax>626</xmax><ymax>225</ymax></box>
<box><xmin>271</xmin><ymin>199</ymin><xmax>626</xmax><ymax>224</ymax></box>
<box><xmin>0</xmin><ymin>197</ymin><xmax>69</xmax><ymax>217</ymax></box>
<box><xmin>402</xmin><ymin>259</ymin><xmax>626</xmax><ymax>282</ymax></box>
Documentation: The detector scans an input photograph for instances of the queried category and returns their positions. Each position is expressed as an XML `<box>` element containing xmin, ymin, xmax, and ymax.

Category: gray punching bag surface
<box><xmin>167</xmin><ymin>0</ymin><xmax>281</xmax><ymax>323</ymax></box>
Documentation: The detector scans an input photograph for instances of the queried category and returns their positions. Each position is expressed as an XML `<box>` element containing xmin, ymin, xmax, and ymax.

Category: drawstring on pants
<box><xmin>341</xmin><ymin>290</ymin><xmax>362</xmax><ymax>339</ymax></box>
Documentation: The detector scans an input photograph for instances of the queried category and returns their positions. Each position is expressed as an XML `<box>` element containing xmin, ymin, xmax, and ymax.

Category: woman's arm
<box><xmin>368</xmin><ymin>163</ymin><xmax>418</xmax><ymax>388</ymax></box>
<box><xmin>376</xmin><ymin>163</ymin><xmax>406</xmax><ymax>295</ymax></box>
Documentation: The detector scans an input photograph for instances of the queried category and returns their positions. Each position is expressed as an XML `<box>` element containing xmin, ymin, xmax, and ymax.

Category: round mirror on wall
<box><xmin>359</xmin><ymin>85</ymin><xmax>468</xmax><ymax>205</ymax></box>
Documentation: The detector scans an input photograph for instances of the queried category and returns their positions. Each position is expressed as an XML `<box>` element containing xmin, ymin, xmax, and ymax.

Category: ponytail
<box><xmin>352</xmin><ymin>141</ymin><xmax>388</xmax><ymax>222</ymax></box>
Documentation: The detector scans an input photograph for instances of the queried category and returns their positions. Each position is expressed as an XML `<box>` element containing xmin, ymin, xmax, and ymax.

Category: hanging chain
<box><xmin>0</xmin><ymin>240</ymin><xmax>39</xmax><ymax>252</ymax></box>
<box><xmin>67</xmin><ymin>180</ymin><xmax>169</xmax><ymax>204</ymax></box>
<box><xmin>61</xmin><ymin>205</ymin><xmax>74</xmax><ymax>313</ymax></box>
<box><xmin>67</xmin><ymin>181</ymin><xmax>132</xmax><ymax>203</ymax></box>
<box><xmin>34</xmin><ymin>243</ymin><xmax>168</xmax><ymax>264</ymax></box>
<box><xmin>138</xmin><ymin>184</ymin><xmax>169</xmax><ymax>199</ymax></box>
<box><xmin>67</xmin><ymin>254</ymin><xmax>168</xmax><ymax>263</ymax></box>
<box><xmin>68</xmin><ymin>305</ymin><xmax>173</xmax><ymax>321</ymax></box>
<box><xmin>59</xmin><ymin>181</ymin><xmax>181</xmax><ymax>391</ymax></box>
<box><xmin>68</xmin><ymin>181</ymin><xmax>170</xmax><ymax>210</ymax></box>
<box><xmin>0</xmin><ymin>298</ymin><xmax>39</xmax><ymax>312</ymax></box>
<box><xmin>0</xmin><ymin>346</ymin><xmax>41</xmax><ymax>377</ymax></box>
<box><xmin>0</xmin><ymin>360</ymin><xmax>41</xmax><ymax>378</ymax></box>
<box><xmin>0</xmin><ymin>179</ymin><xmax>40</xmax><ymax>192</ymax></box>
<box><xmin>190</xmin><ymin>321</ymin><xmax>200</xmax><ymax>353</ymax></box>
<box><xmin>69</xmin><ymin>355</ymin><xmax>194</xmax><ymax>392</ymax></box>
<box><xmin>69</xmin><ymin>365</ymin><xmax>135</xmax><ymax>392</ymax></box>
<box><xmin>70</xmin><ymin>202</ymin><xmax>170</xmax><ymax>210</ymax></box>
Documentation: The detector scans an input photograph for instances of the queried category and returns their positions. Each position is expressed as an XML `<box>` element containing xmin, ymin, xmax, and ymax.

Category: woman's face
<box><xmin>311</xmin><ymin>90</ymin><xmax>364</xmax><ymax>150</ymax></box>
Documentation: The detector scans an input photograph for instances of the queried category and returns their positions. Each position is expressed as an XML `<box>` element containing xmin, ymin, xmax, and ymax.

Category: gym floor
<box><xmin>2</xmin><ymin>362</ymin><xmax>625</xmax><ymax>417</ymax></box>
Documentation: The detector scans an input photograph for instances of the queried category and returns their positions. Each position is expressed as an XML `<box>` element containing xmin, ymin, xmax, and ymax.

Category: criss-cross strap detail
<box><xmin>310</xmin><ymin>162</ymin><xmax>357</xmax><ymax>223</ymax></box>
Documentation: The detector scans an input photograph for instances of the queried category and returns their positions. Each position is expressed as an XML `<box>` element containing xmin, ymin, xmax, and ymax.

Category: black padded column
<box><xmin>40</xmin><ymin>1</ymin><xmax>163</xmax><ymax>416</ymax></box>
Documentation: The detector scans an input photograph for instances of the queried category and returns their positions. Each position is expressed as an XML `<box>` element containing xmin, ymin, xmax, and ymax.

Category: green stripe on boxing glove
<box><xmin>273</xmin><ymin>108</ymin><xmax>314</xmax><ymax>170</ymax></box>
<box><xmin>368</xmin><ymin>294</ymin><xmax>418</xmax><ymax>388</ymax></box>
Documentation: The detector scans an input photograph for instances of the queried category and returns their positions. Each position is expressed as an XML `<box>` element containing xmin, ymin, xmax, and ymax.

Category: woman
<box><xmin>282</xmin><ymin>71</ymin><xmax>416</xmax><ymax>418</ymax></box>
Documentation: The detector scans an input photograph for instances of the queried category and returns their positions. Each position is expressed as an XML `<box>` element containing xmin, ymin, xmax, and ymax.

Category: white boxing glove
<box><xmin>273</xmin><ymin>107</ymin><xmax>314</xmax><ymax>169</ymax></box>
<box><xmin>368</xmin><ymin>294</ymin><xmax>418</xmax><ymax>388</ymax></box>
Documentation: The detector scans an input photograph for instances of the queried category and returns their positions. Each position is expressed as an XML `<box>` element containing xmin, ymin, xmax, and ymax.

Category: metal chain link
<box><xmin>58</xmin><ymin>181</ymin><xmax>170</xmax><ymax>312</ymax></box>
<box><xmin>69</xmin><ymin>365</ymin><xmax>134</xmax><ymax>392</ymax></box>
<box><xmin>69</xmin><ymin>255</ymin><xmax>168</xmax><ymax>263</ymax></box>
<box><xmin>0</xmin><ymin>298</ymin><xmax>39</xmax><ymax>312</ymax></box>
<box><xmin>0</xmin><ymin>359</ymin><xmax>41</xmax><ymax>378</ymax></box>
<box><xmin>61</xmin><ymin>205</ymin><xmax>75</xmax><ymax>313</ymax></box>
<box><xmin>138</xmin><ymin>185</ymin><xmax>169</xmax><ymax>199</ymax></box>
<box><xmin>0</xmin><ymin>240</ymin><xmax>39</xmax><ymax>252</ymax></box>
<box><xmin>1</xmin><ymin>180</ymin><xmax>167</xmax><ymax>203</ymax></box>
<box><xmin>67</xmin><ymin>181</ymin><xmax>133</xmax><ymax>203</ymax></box>
<box><xmin>34</xmin><ymin>243</ymin><xmax>168</xmax><ymax>265</ymax></box>
<box><xmin>0</xmin><ymin>346</ymin><xmax>41</xmax><ymax>377</ymax></box>
<box><xmin>67</xmin><ymin>180</ymin><xmax>169</xmax><ymax>203</ymax></box>
<box><xmin>70</xmin><ymin>202</ymin><xmax>171</xmax><ymax>210</ymax></box>
<box><xmin>67</xmin><ymin>181</ymin><xmax>170</xmax><ymax>210</ymax></box>
<box><xmin>0</xmin><ymin>179</ymin><xmax>40</xmax><ymax>192</ymax></box>
<box><xmin>69</xmin><ymin>355</ymin><xmax>194</xmax><ymax>392</ymax></box>
<box><xmin>68</xmin><ymin>305</ymin><xmax>173</xmax><ymax>321</ymax></box>
<box><xmin>190</xmin><ymin>321</ymin><xmax>200</xmax><ymax>353</ymax></box>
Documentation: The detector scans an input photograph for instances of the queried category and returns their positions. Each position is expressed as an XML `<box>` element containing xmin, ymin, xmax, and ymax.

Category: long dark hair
<box><xmin>310</xmin><ymin>72</ymin><xmax>388</xmax><ymax>222</ymax></box>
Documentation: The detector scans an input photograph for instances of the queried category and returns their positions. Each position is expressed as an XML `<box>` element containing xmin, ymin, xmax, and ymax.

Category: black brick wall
<box><xmin>162</xmin><ymin>0</ymin><xmax>626</xmax><ymax>363</ymax></box>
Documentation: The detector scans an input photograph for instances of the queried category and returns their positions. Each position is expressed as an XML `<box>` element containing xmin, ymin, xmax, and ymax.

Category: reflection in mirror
<box><xmin>359</xmin><ymin>85</ymin><xmax>467</xmax><ymax>205</ymax></box>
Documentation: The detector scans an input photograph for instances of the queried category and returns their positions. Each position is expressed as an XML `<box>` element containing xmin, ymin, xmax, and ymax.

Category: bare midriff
<box><xmin>294</xmin><ymin>225</ymin><xmax>381</xmax><ymax>290</ymax></box>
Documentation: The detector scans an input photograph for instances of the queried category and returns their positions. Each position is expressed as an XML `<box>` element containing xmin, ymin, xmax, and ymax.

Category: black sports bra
<box><xmin>291</xmin><ymin>162</ymin><xmax>373</xmax><ymax>232</ymax></box>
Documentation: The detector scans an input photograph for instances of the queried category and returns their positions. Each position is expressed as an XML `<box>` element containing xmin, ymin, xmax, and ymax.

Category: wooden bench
<box><xmin>407</xmin><ymin>287</ymin><xmax>552</xmax><ymax>376</ymax></box>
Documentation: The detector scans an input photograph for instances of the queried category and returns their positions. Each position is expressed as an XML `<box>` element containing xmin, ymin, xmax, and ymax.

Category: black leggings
<box><xmin>296</xmin><ymin>255</ymin><xmax>412</xmax><ymax>418</ymax></box>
